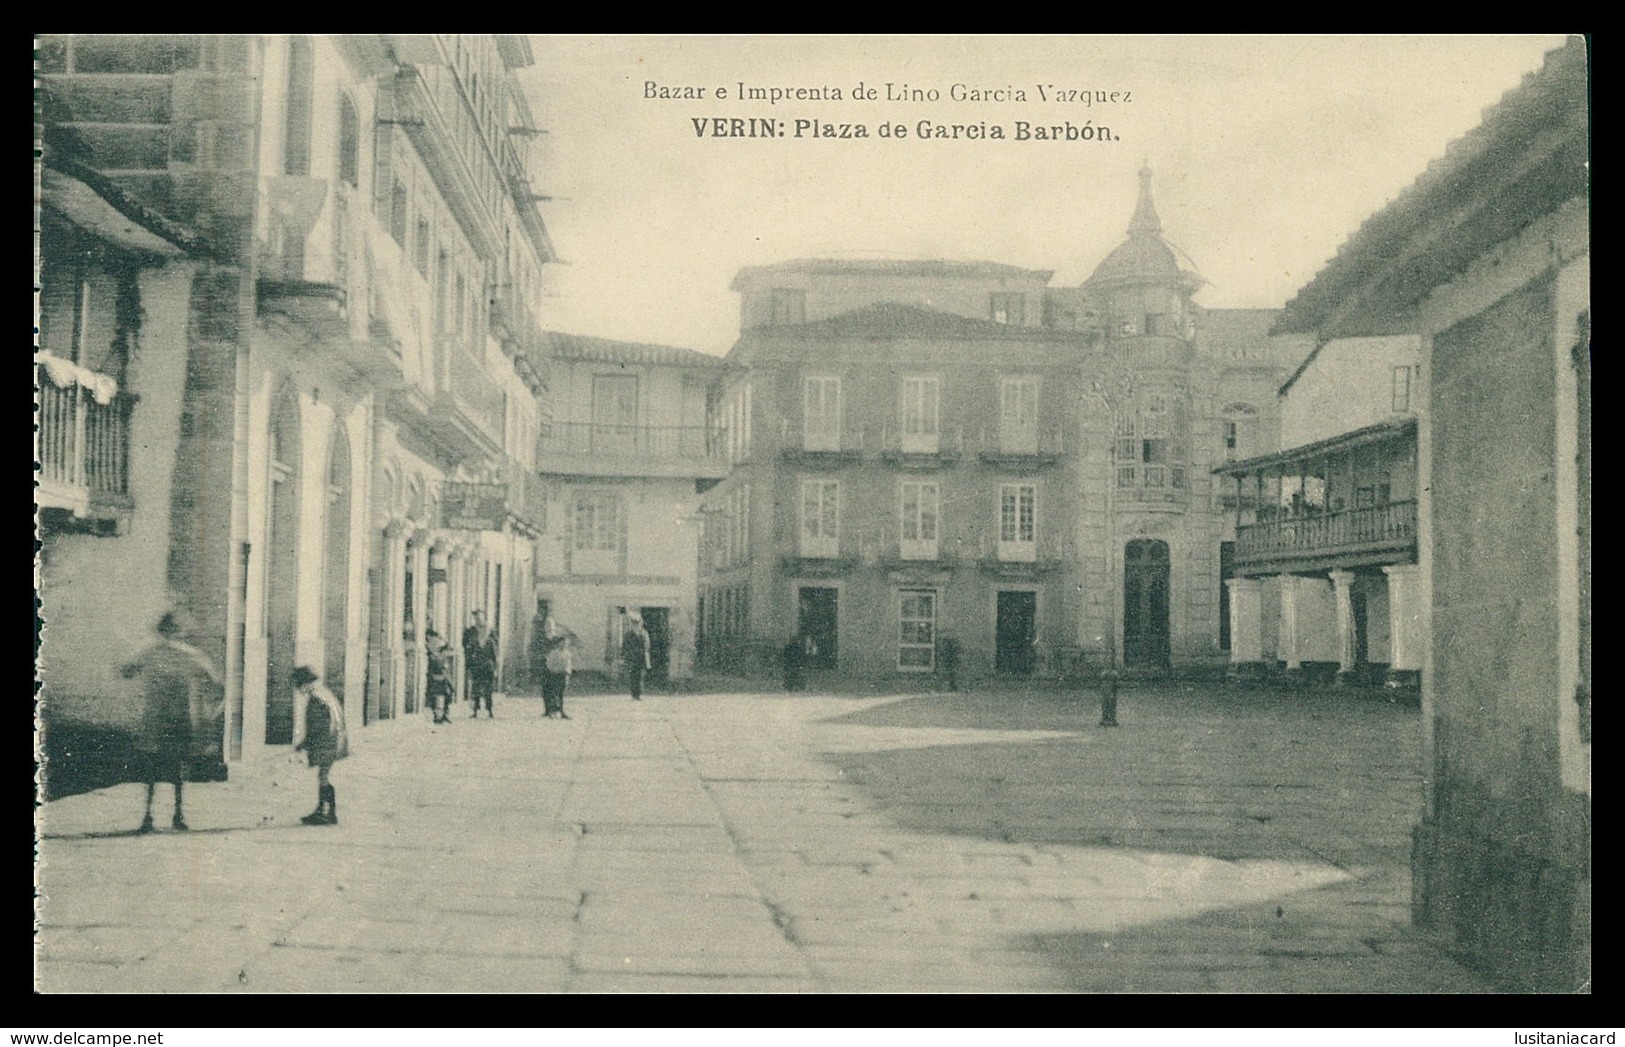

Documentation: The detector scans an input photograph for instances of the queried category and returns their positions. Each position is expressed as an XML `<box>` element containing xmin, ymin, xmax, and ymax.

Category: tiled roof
<box><xmin>535</xmin><ymin>331</ymin><xmax>731</xmax><ymax>368</ymax></box>
<box><xmin>731</xmin><ymin>258</ymin><xmax>1053</xmax><ymax>289</ymax></box>
<box><xmin>753</xmin><ymin>301</ymin><xmax>1085</xmax><ymax>341</ymax></box>
<box><xmin>1273</xmin><ymin>36</ymin><xmax>1589</xmax><ymax>336</ymax></box>
<box><xmin>1213</xmin><ymin>416</ymin><xmax>1417</xmax><ymax>476</ymax></box>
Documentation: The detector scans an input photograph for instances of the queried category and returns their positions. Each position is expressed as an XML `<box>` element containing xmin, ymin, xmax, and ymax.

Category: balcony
<box><xmin>426</xmin><ymin>338</ymin><xmax>506</xmax><ymax>459</ymax></box>
<box><xmin>537</xmin><ymin>422</ymin><xmax>729</xmax><ymax>480</ymax></box>
<box><xmin>878</xmin><ymin>426</ymin><xmax>964</xmax><ymax>469</ymax></box>
<box><xmin>975</xmin><ymin>536</ymin><xmax>1070</xmax><ymax>579</ymax></box>
<box><xmin>779</xmin><ymin>419</ymin><xmax>866</xmax><ymax>464</ymax></box>
<box><xmin>1234</xmin><ymin>500</ymin><xmax>1417</xmax><ymax>573</ymax></box>
<box><xmin>37</xmin><ymin>364</ymin><xmax>133</xmax><ymax>528</ymax></box>
<box><xmin>975</xmin><ymin>427</ymin><xmax>1066</xmax><ymax>469</ymax></box>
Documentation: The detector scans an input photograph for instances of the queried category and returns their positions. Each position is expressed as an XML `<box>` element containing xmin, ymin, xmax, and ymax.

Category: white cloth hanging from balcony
<box><xmin>36</xmin><ymin>350</ymin><xmax>119</xmax><ymax>403</ymax></box>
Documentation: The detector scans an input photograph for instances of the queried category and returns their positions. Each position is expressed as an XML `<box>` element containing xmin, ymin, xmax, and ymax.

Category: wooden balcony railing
<box><xmin>38</xmin><ymin>373</ymin><xmax>132</xmax><ymax>513</ymax></box>
<box><xmin>539</xmin><ymin>422</ymin><xmax>724</xmax><ymax>462</ymax></box>
<box><xmin>1235</xmin><ymin>500</ymin><xmax>1418</xmax><ymax>565</ymax></box>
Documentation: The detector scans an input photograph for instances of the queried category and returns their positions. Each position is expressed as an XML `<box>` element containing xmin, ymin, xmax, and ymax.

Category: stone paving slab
<box><xmin>37</xmin><ymin>685</ymin><xmax>1504</xmax><ymax>993</ymax></box>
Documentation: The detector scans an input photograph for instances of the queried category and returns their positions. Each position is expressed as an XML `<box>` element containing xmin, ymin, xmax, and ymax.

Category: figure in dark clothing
<box><xmin>537</xmin><ymin>615</ymin><xmax>576</xmax><ymax>719</ymax></box>
<box><xmin>782</xmin><ymin>635</ymin><xmax>806</xmax><ymax>692</ymax></box>
<box><xmin>462</xmin><ymin>610</ymin><xmax>498</xmax><ymax>718</ymax></box>
<box><xmin>1099</xmin><ymin>665</ymin><xmax>1121</xmax><ymax>727</ymax></box>
<box><xmin>622</xmin><ymin>614</ymin><xmax>652</xmax><ymax>701</ymax></box>
<box><xmin>938</xmin><ymin>634</ymin><xmax>961</xmax><ymax>692</ymax></box>
<box><xmin>425</xmin><ymin>629</ymin><xmax>454</xmax><ymax>724</ymax></box>
<box><xmin>120</xmin><ymin>612</ymin><xmax>222</xmax><ymax>833</ymax></box>
<box><xmin>292</xmin><ymin>666</ymin><xmax>348</xmax><ymax>825</ymax></box>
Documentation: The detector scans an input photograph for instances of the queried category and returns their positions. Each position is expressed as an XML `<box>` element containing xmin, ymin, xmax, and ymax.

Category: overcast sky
<box><xmin>517</xmin><ymin>34</ymin><xmax>1575</xmax><ymax>356</ymax></box>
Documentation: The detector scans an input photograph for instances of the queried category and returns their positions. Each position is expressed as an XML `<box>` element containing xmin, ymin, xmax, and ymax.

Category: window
<box><xmin>989</xmin><ymin>292</ymin><xmax>1025</xmax><ymax>326</ymax></box>
<box><xmin>1000</xmin><ymin>377</ymin><xmax>1039</xmax><ymax>454</ymax></box>
<box><xmin>901</xmin><ymin>376</ymin><xmax>939</xmax><ymax>453</ymax></box>
<box><xmin>803</xmin><ymin>375</ymin><xmax>841</xmax><ymax>451</ymax></box>
<box><xmin>283</xmin><ymin>36</ymin><xmax>313</xmax><ymax>176</ymax></box>
<box><xmin>1116</xmin><ymin>393</ymin><xmax>1188</xmax><ymax>493</ymax></box>
<box><xmin>800</xmin><ymin>479</ymin><xmax>840</xmax><ymax>558</ymax></box>
<box><xmin>337</xmin><ymin>94</ymin><xmax>360</xmax><ymax>187</ymax></box>
<box><xmin>1392</xmin><ymin>365</ymin><xmax>1413</xmax><ymax>413</ymax></box>
<box><xmin>389</xmin><ymin>180</ymin><xmax>408</xmax><ymax>247</ymax></box>
<box><xmin>571</xmin><ymin>491</ymin><xmax>623</xmax><ymax>574</ymax></box>
<box><xmin>1222</xmin><ymin>403</ymin><xmax>1257</xmax><ymax>464</ymax></box>
<box><xmin>1224</xmin><ymin>420</ymin><xmax>1239</xmax><ymax>458</ymax></box>
<box><xmin>899</xmin><ymin>482</ymin><xmax>939</xmax><ymax>560</ymax></box>
<box><xmin>897</xmin><ymin>589</ymin><xmax>937</xmax><ymax>671</ymax></box>
<box><xmin>998</xmin><ymin>483</ymin><xmax>1037</xmax><ymax>561</ymax></box>
<box><xmin>770</xmin><ymin>288</ymin><xmax>806</xmax><ymax>325</ymax></box>
<box><xmin>414</xmin><ymin>218</ymin><xmax>431</xmax><ymax>277</ymax></box>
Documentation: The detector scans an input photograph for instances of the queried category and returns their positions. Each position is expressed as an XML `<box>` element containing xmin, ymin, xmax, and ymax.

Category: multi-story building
<box><xmin>37</xmin><ymin>34</ymin><xmax>553</xmax><ymax>789</ymax></box>
<box><xmin>1268</xmin><ymin>36</ymin><xmax>1589</xmax><ymax>990</ymax></box>
<box><xmin>699</xmin><ymin>171</ymin><xmax>1310</xmax><ymax>683</ymax></box>
<box><xmin>529</xmin><ymin>332</ymin><xmax>731</xmax><ymax>683</ymax></box>
<box><xmin>1216</xmin><ymin>335</ymin><xmax>1424</xmax><ymax>686</ymax></box>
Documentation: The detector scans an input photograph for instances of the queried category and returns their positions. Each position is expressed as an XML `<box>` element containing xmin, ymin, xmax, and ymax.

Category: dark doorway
<box><xmin>640</xmin><ymin>606</ymin><xmax>671</xmax><ymax>684</ymax></box>
<box><xmin>1219</xmin><ymin>541</ymin><xmax>1235</xmax><ymax>652</ymax></box>
<box><xmin>1123</xmin><ymin>539</ymin><xmax>1170</xmax><ymax>668</ymax></box>
<box><xmin>323</xmin><ymin>428</ymin><xmax>350</xmax><ymax>705</ymax></box>
<box><xmin>798</xmin><ymin>587</ymin><xmax>838</xmax><ymax>669</ymax></box>
<box><xmin>265</xmin><ymin>393</ymin><xmax>300</xmax><ymax>745</ymax></box>
<box><xmin>995</xmin><ymin>590</ymin><xmax>1037</xmax><ymax>675</ymax></box>
<box><xmin>1350</xmin><ymin>584</ymin><xmax>1369</xmax><ymax>672</ymax></box>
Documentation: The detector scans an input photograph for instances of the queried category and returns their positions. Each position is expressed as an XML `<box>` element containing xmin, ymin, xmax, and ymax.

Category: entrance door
<box><xmin>995</xmin><ymin>590</ymin><xmax>1037</xmax><ymax>675</ymax></box>
<box><xmin>640</xmin><ymin>606</ymin><xmax>671</xmax><ymax>684</ymax></box>
<box><xmin>265</xmin><ymin>397</ymin><xmax>300</xmax><ymax>745</ymax></box>
<box><xmin>1350</xmin><ymin>585</ymin><xmax>1369</xmax><ymax>677</ymax></box>
<box><xmin>592</xmin><ymin>374</ymin><xmax>639</xmax><ymax>456</ymax></box>
<box><xmin>797</xmin><ymin>587</ymin><xmax>838</xmax><ymax>669</ymax></box>
<box><xmin>1123</xmin><ymin>539</ymin><xmax>1170</xmax><ymax>668</ymax></box>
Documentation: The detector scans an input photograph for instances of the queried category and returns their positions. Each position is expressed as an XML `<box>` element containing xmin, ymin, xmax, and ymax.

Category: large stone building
<box><xmin>1269</xmin><ymin>36</ymin><xmax>1589</xmax><ymax>991</ymax></box>
<box><xmin>698</xmin><ymin>170</ymin><xmax>1311</xmax><ymax>682</ymax></box>
<box><xmin>37</xmin><ymin>35</ymin><xmax>553</xmax><ymax>790</ymax></box>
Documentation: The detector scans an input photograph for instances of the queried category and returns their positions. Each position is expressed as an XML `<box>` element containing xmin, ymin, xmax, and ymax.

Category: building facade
<box><xmin>530</xmin><ymin>333</ymin><xmax>731</xmax><ymax>684</ymax></box>
<box><xmin>699</xmin><ymin>172</ymin><xmax>1310</xmax><ymax>683</ymax></box>
<box><xmin>1217</xmin><ymin>335</ymin><xmax>1425</xmax><ymax>687</ymax></box>
<box><xmin>37</xmin><ymin>34</ymin><xmax>554</xmax><ymax>788</ymax></box>
<box><xmin>1269</xmin><ymin>36</ymin><xmax>1589</xmax><ymax>991</ymax></box>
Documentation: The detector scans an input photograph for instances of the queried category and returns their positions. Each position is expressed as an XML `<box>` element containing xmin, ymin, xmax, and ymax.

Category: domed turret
<box><xmin>1087</xmin><ymin>165</ymin><xmax>1205</xmax><ymax>297</ymax></box>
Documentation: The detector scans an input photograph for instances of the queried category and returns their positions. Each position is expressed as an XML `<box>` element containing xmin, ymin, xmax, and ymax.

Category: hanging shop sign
<box><xmin>440</xmin><ymin>482</ymin><xmax>510</xmax><ymax>531</ymax></box>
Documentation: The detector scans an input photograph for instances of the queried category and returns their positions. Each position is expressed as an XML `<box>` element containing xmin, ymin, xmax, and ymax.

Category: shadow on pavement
<box><xmin>821</xmin><ymin>684</ymin><xmax>1424</xmax><ymax>866</ymax></box>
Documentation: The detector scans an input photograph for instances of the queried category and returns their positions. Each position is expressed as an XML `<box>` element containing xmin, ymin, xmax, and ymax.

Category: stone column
<box><xmin>380</xmin><ymin>519</ymin><xmax>409</xmax><ymax>720</ymax></box>
<box><xmin>1279</xmin><ymin>575</ymin><xmax>1303</xmax><ymax>677</ymax></box>
<box><xmin>1227</xmin><ymin>577</ymin><xmax>1266</xmax><ymax>685</ymax></box>
<box><xmin>448</xmin><ymin>546</ymin><xmax>468</xmax><ymax>705</ymax></box>
<box><xmin>1382</xmin><ymin>562</ymin><xmax>1423</xmax><ymax>688</ymax></box>
<box><xmin>1330</xmin><ymin>569</ymin><xmax>1358</xmax><ymax>685</ymax></box>
<box><xmin>407</xmin><ymin>527</ymin><xmax>432</xmax><ymax>714</ymax></box>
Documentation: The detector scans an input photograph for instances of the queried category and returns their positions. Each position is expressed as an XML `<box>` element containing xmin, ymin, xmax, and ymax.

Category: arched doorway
<box><xmin>265</xmin><ymin>389</ymin><xmax>301</xmax><ymax>744</ymax></box>
<box><xmin>1123</xmin><ymin>538</ymin><xmax>1170</xmax><ymax>668</ymax></box>
<box><xmin>323</xmin><ymin>425</ymin><xmax>351</xmax><ymax>704</ymax></box>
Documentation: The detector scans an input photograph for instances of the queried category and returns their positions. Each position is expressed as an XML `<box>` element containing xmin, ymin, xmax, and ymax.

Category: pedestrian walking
<box><xmin>781</xmin><ymin>633</ymin><xmax>806</xmax><ymax>692</ymax></box>
<box><xmin>462</xmin><ymin>610</ymin><xmax>498</xmax><ymax>718</ymax></box>
<box><xmin>622</xmin><ymin>612</ymin><xmax>652</xmax><ymax>701</ymax></box>
<box><xmin>120</xmin><ymin>611</ymin><xmax>222</xmax><ymax>833</ymax></box>
<box><xmin>290</xmin><ymin>666</ymin><xmax>348</xmax><ymax>825</ymax></box>
<box><xmin>425</xmin><ymin>629</ymin><xmax>454</xmax><ymax>724</ymax></box>
<box><xmin>1099</xmin><ymin>664</ymin><xmax>1121</xmax><ymax>727</ymax></box>
<box><xmin>538</xmin><ymin>614</ymin><xmax>576</xmax><ymax>719</ymax></box>
<box><xmin>937</xmin><ymin>632</ymin><xmax>961</xmax><ymax>692</ymax></box>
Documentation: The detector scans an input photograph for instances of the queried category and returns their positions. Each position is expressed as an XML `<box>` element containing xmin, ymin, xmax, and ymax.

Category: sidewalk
<box><xmin>35</xmin><ymin>683</ymin><xmax>1499</xmax><ymax>993</ymax></box>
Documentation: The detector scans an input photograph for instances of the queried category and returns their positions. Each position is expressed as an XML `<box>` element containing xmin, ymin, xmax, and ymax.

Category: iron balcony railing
<box><xmin>539</xmin><ymin>422</ymin><xmax>725</xmax><ymax>462</ymax></box>
<box><xmin>38</xmin><ymin>372</ymin><xmax>132</xmax><ymax>509</ymax></box>
<box><xmin>1235</xmin><ymin>500</ymin><xmax>1418</xmax><ymax>564</ymax></box>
